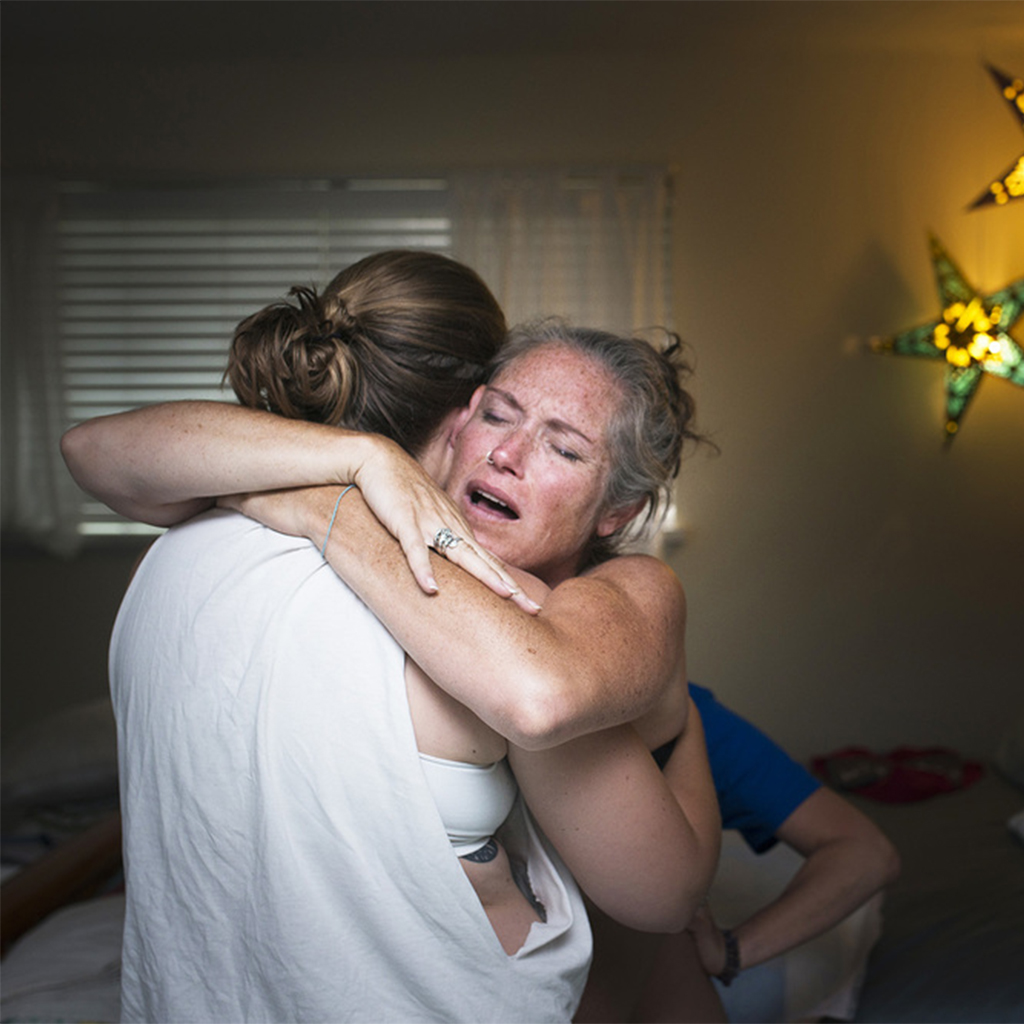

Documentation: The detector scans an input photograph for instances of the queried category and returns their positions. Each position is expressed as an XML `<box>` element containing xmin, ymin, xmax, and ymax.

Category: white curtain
<box><xmin>451</xmin><ymin>168</ymin><xmax>677</xmax><ymax>555</ymax></box>
<box><xmin>450</xmin><ymin>169</ymin><xmax>672</xmax><ymax>332</ymax></box>
<box><xmin>1</xmin><ymin>178</ymin><xmax>83</xmax><ymax>555</ymax></box>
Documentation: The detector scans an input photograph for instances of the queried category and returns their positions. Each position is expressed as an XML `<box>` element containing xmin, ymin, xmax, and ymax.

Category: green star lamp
<box><xmin>969</xmin><ymin>64</ymin><xmax>1024</xmax><ymax>209</ymax></box>
<box><xmin>872</xmin><ymin>236</ymin><xmax>1024</xmax><ymax>442</ymax></box>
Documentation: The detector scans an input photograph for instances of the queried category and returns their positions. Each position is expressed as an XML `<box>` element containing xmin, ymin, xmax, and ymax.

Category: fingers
<box><xmin>510</xmin><ymin>588</ymin><xmax>543</xmax><ymax>615</ymax></box>
<box><xmin>401</xmin><ymin>536</ymin><xmax>440</xmax><ymax>595</ymax></box>
<box><xmin>356</xmin><ymin>466</ymin><xmax>535</xmax><ymax>609</ymax></box>
<box><xmin>439</xmin><ymin>538</ymin><xmax>541</xmax><ymax>614</ymax></box>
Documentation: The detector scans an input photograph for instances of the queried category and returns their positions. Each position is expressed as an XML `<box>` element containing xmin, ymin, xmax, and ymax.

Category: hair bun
<box><xmin>326</xmin><ymin>296</ymin><xmax>358</xmax><ymax>337</ymax></box>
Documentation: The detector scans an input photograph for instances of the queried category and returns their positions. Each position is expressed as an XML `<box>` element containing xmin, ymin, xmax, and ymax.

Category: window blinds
<box><xmin>56</xmin><ymin>180</ymin><xmax>453</xmax><ymax>535</ymax></box>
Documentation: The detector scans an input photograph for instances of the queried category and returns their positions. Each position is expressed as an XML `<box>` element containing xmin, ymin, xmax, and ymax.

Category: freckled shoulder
<box><xmin>584</xmin><ymin>553</ymin><xmax>686</xmax><ymax>612</ymax></box>
<box><xmin>575</xmin><ymin>555</ymin><xmax>687</xmax><ymax>665</ymax></box>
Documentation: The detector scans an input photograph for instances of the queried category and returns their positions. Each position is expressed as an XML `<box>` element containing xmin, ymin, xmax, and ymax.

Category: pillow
<box><xmin>994</xmin><ymin>703</ymin><xmax>1024</xmax><ymax>791</ymax></box>
<box><xmin>1</xmin><ymin>698</ymin><xmax>118</xmax><ymax>810</ymax></box>
<box><xmin>709</xmin><ymin>831</ymin><xmax>883</xmax><ymax>1023</ymax></box>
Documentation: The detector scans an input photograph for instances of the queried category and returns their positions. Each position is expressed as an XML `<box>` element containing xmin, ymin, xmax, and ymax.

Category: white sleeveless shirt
<box><xmin>111</xmin><ymin>509</ymin><xmax>591</xmax><ymax>1023</ymax></box>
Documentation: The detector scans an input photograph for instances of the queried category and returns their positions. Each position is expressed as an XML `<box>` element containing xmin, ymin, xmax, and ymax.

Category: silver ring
<box><xmin>432</xmin><ymin>526</ymin><xmax>463</xmax><ymax>556</ymax></box>
<box><xmin>486</xmin><ymin>450</ymin><xmax>495</xmax><ymax>465</ymax></box>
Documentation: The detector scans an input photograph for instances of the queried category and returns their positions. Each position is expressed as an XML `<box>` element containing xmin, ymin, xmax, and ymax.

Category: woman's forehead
<box><xmin>489</xmin><ymin>344</ymin><xmax>623</xmax><ymax>445</ymax></box>
<box><xmin>491</xmin><ymin>343</ymin><xmax>617</xmax><ymax>406</ymax></box>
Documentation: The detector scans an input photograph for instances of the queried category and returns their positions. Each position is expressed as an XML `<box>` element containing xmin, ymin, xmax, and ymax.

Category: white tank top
<box><xmin>419</xmin><ymin>753</ymin><xmax>518</xmax><ymax>856</ymax></box>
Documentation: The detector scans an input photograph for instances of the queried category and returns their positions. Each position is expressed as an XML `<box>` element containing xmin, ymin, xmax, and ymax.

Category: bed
<box><xmin>852</xmin><ymin>767</ymin><xmax>1024</xmax><ymax>1022</ymax></box>
<box><xmin>3</xmin><ymin>697</ymin><xmax>1023</xmax><ymax>1024</ymax></box>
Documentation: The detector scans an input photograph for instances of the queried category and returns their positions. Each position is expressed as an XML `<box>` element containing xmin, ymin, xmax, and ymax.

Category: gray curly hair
<box><xmin>487</xmin><ymin>319</ymin><xmax>706</xmax><ymax>570</ymax></box>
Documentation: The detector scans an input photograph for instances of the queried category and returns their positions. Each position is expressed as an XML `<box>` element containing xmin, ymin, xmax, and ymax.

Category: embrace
<box><xmin>63</xmin><ymin>249</ymin><xmax>896</xmax><ymax>1024</ymax></box>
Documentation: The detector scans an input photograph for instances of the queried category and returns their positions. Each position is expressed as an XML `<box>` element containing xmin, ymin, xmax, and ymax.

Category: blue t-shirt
<box><xmin>655</xmin><ymin>683</ymin><xmax>820</xmax><ymax>853</ymax></box>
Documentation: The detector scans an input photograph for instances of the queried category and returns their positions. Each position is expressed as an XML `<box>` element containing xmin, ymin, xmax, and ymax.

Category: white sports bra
<box><xmin>418</xmin><ymin>753</ymin><xmax>518</xmax><ymax>857</ymax></box>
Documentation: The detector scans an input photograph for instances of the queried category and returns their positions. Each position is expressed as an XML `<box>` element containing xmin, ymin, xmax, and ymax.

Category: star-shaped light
<box><xmin>872</xmin><ymin>236</ymin><xmax>1024</xmax><ymax>441</ymax></box>
<box><xmin>969</xmin><ymin>64</ymin><xmax>1024</xmax><ymax>209</ymax></box>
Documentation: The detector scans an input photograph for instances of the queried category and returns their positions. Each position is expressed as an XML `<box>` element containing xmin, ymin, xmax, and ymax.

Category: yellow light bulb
<box><xmin>955</xmin><ymin>298</ymin><xmax>983</xmax><ymax>333</ymax></box>
<box><xmin>968</xmin><ymin>335</ymin><xmax>990</xmax><ymax>360</ymax></box>
<box><xmin>1008</xmin><ymin>161</ymin><xmax>1024</xmax><ymax>196</ymax></box>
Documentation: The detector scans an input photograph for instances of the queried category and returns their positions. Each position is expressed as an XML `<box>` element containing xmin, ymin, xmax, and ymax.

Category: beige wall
<box><xmin>3</xmin><ymin>2</ymin><xmax>1023</xmax><ymax>759</ymax></box>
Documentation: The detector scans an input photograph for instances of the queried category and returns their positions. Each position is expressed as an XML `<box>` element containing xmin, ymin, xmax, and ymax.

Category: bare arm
<box><xmin>61</xmin><ymin>401</ymin><xmax>528</xmax><ymax>607</ymax></box>
<box><xmin>690</xmin><ymin>787</ymin><xmax>900</xmax><ymax>976</ymax></box>
<box><xmin>227</xmin><ymin>483</ymin><xmax>687</xmax><ymax>750</ymax></box>
<box><xmin>60</xmin><ymin>401</ymin><xmax>364</xmax><ymax>526</ymax></box>
<box><xmin>509</xmin><ymin>701</ymin><xmax>720</xmax><ymax>933</ymax></box>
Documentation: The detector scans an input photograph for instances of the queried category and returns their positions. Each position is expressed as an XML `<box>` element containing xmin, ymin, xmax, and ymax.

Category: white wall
<box><xmin>3</xmin><ymin>1</ymin><xmax>1023</xmax><ymax>758</ymax></box>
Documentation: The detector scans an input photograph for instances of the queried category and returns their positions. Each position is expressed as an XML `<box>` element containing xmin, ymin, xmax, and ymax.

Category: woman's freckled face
<box><xmin>443</xmin><ymin>343</ymin><xmax>626</xmax><ymax>586</ymax></box>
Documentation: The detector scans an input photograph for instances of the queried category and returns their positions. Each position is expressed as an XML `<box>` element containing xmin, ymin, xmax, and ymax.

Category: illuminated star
<box><xmin>872</xmin><ymin>236</ymin><xmax>1024</xmax><ymax>442</ymax></box>
<box><xmin>969</xmin><ymin>64</ymin><xmax>1024</xmax><ymax>209</ymax></box>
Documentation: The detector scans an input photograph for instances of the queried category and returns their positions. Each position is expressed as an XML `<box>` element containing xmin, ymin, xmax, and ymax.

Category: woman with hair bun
<box><xmin>62</xmin><ymin>250</ymin><xmax>719</xmax><ymax>1023</ymax></box>
<box><xmin>228</xmin><ymin>249</ymin><xmax>504</xmax><ymax>451</ymax></box>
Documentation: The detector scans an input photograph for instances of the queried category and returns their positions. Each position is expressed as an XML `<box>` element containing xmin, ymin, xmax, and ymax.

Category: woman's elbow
<box><xmin>875</xmin><ymin>833</ymin><xmax>901</xmax><ymax>887</ymax></box>
<box><xmin>497</xmin><ymin>673</ymin><xmax>598</xmax><ymax>750</ymax></box>
<box><xmin>849</xmin><ymin>826</ymin><xmax>900</xmax><ymax>893</ymax></box>
<box><xmin>60</xmin><ymin>423</ymin><xmax>93</xmax><ymax>487</ymax></box>
<box><xmin>598</xmin><ymin>881</ymin><xmax>705</xmax><ymax>935</ymax></box>
<box><xmin>499</xmin><ymin>700</ymin><xmax>575</xmax><ymax>751</ymax></box>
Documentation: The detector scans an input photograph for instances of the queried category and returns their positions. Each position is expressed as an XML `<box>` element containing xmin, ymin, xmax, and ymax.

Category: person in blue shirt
<box><xmin>575</xmin><ymin>683</ymin><xmax>901</xmax><ymax>1023</ymax></box>
<box><xmin>674</xmin><ymin>684</ymin><xmax>822</xmax><ymax>853</ymax></box>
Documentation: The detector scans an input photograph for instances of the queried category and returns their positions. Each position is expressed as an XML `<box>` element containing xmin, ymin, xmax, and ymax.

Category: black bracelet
<box><xmin>717</xmin><ymin>929</ymin><xmax>741</xmax><ymax>986</ymax></box>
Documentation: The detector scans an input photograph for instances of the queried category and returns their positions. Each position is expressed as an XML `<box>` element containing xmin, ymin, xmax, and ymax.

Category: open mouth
<box><xmin>470</xmin><ymin>489</ymin><xmax>519</xmax><ymax>520</ymax></box>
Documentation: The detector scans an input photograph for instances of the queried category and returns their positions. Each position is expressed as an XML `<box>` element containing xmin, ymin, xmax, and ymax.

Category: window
<box><xmin>2</xmin><ymin>170</ymin><xmax>672</xmax><ymax>548</ymax></box>
<box><xmin>58</xmin><ymin>180</ymin><xmax>454</xmax><ymax>535</ymax></box>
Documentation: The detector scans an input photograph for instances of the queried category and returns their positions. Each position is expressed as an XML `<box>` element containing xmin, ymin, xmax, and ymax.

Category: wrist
<box><xmin>715</xmin><ymin>928</ymin><xmax>741</xmax><ymax>986</ymax></box>
<box><xmin>309</xmin><ymin>486</ymin><xmax>344</xmax><ymax>550</ymax></box>
<box><xmin>319</xmin><ymin>485</ymin><xmax>356</xmax><ymax>558</ymax></box>
<box><xmin>347</xmin><ymin>431</ymin><xmax>394</xmax><ymax>489</ymax></box>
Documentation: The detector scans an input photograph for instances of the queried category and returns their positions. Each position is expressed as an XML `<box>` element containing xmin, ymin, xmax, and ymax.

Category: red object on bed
<box><xmin>811</xmin><ymin>746</ymin><xmax>984</xmax><ymax>802</ymax></box>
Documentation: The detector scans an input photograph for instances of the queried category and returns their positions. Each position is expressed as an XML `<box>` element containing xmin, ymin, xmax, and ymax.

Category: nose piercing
<box><xmin>486</xmin><ymin>450</ymin><xmax>495</xmax><ymax>465</ymax></box>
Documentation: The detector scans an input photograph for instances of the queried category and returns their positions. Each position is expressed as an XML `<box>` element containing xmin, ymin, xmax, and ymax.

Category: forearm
<box><xmin>310</xmin><ymin>487</ymin><xmax>682</xmax><ymax>748</ymax></box>
<box><xmin>729</xmin><ymin>795</ymin><xmax>900</xmax><ymax>972</ymax></box>
<box><xmin>509</xmin><ymin>724</ymin><xmax>715</xmax><ymax>933</ymax></box>
<box><xmin>60</xmin><ymin>401</ymin><xmax>369</xmax><ymax>526</ymax></box>
<box><xmin>730</xmin><ymin>838</ymin><xmax>892</xmax><ymax>970</ymax></box>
